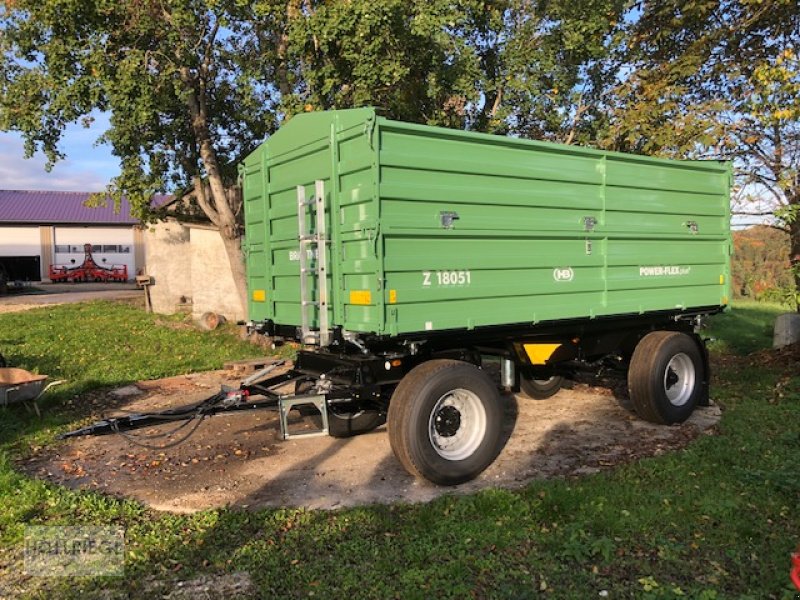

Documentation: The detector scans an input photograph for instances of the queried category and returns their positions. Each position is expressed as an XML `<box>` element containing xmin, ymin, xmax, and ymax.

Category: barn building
<box><xmin>0</xmin><ymin>190</ymin><xmax>159</xmax><ymax>282</ymax></box>
<box><xmin>0</xmin><ymin>189</ymin><xmax>243</xmax><ymax>321</ymax></box>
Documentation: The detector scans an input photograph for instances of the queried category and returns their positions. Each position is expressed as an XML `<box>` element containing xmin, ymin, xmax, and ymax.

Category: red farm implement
<box><xmin>791</xmin><ymin>552</ymin><xmax>800</xmax><ymax>591</ymax></box>
<box><xmin>49</xmin><ymin>244</ymin><xmax>128</xmax><ymax>283</ymax></box>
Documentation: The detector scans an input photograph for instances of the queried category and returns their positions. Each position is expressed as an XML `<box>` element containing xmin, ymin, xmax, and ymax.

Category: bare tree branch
<box><xmin>733</xmin><ymin>210</ymin><xmax>785</xmax><ymax>216</ymax></box>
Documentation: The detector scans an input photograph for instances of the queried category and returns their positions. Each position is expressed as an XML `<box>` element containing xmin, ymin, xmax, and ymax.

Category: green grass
<box><xmin>0</xmin><ymin>302</ymin><xmax>267</xmax><ymax>451</ymax></box>
<box><xmin>705</xmin><ymin>300</ymin><xmax>788</xmax><ymax>355</ymax></box>
<box><xmin>1</xmin><ymin>300</ymin><xmax>798</xmax><ymax>599</ymax></box>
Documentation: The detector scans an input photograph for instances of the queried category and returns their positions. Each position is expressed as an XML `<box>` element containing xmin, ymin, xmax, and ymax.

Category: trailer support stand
<box><xmin>278</xmin><ymin>394</ymin><xmax>330</xmax><ymax>439</ymax></box>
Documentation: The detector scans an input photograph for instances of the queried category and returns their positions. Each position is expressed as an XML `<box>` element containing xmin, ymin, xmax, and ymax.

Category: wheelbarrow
<box><xmin>0</xmin><ymin>368</ymin><xmax>65</xmax><ymax>415</ymax></box>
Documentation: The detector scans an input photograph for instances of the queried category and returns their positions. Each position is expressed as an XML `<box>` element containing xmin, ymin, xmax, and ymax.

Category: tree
<box><xmin>494</xmin><ymin>0</ymin><xmax>627</xmax><ymax>144</ymax></box>
<box><xmin>0</xmin><ymin>0</ymin><xmax>281</xmax><ymax>308</ymax></box>
<box><xmin>276</xmin><ymin>0</ymin><xmax>627</xmax><ymax>140</ymax></box>
<box><xmin>0</xmin><ymin>0</ymin><xmax>625</xmax><ymax>312</ymax></box>
<box><xmin>732</xmin><ymin>226</ymin><xmax>793</xmax><ymax>300</ymax></box>
<box><xmin>602</xmin><ymin>0</ymin><xmax>800</xmax><ymax>310</ymax></box>
<box><xmin>277</xmin><ymin>0</ymin><xmax>483</xmax><ymax>128</ymax></box>
<box><xmin>724</xmin><ymin>49</ymin><xmax>800</xmax><ymax>308</ymax></box>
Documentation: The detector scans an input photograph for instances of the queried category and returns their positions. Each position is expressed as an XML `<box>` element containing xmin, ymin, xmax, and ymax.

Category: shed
<box><xmin>0</xmin><ymin>190</ymin><xmax>167</xmax><ymax>281</ymax></box>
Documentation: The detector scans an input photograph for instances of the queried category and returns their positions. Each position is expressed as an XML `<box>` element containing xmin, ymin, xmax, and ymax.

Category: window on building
<box><xmin>56</xmin><ymin>243</ymin><xmax>131</xmax><ymax>254</ymax></box>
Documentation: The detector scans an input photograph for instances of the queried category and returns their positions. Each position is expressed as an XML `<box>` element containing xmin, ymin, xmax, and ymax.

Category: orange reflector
<box><xmin>388</xmin><ymin>289</ymin><xmax>397</xmax><ymax>304</ymax></box>
<box><xmin>719</xmin><ymin>274</ymin><xmax>725</xmax><ymax>285</ymax></box>
<box><xmin>252</xmin><ymin>289</ymin><xmax>266</xmax><ymax>302</ymax></box>
<box><xmin>391</xmin><ymin>359</ymin><xmax>402</xmax><ymax>367</ymax></box>
<box><xmin>350</xmin><ymin>290</ymin><xmax>372</xmax><ymax>305</ymax></box>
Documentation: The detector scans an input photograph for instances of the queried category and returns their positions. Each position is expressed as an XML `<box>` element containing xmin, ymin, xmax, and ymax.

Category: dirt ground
<box><xmin>21</xmin><ymin>363</ymin><xmax>721</xmax><ymax>512</ymax></box>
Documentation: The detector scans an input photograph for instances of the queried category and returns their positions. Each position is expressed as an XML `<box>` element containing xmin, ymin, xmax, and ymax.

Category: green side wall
<box><xmin>242</xmin><ymin>108</ymin><xmax>732</xmax><ymax>337</ymax></box>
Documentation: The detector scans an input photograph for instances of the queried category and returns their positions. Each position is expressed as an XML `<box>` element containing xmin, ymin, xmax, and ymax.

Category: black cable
<box><xmin>110</xmin><ymin>415</ymin><xmax>207</xmax><ymax>450</ymax></box>
<box><xmin>116</xmin><ymin>416</ymin><xmax>197</xmax><ymax>440</ymax></box>
<box><xmin>104</xmin><ymin>395</ymin><xmax>222</xmax><ymax>418</ymax></box>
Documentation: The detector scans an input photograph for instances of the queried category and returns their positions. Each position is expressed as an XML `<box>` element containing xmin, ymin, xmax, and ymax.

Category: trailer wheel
<box><xmin>388</xmin><ymin>359</ymin><xmax>503</xmax><ymax>485</ymax></box>
<box><xmin>628</xmin><ymin>331</ymin><xmax>704</xmax><ymax>424</ymax></box>
<box><xmin>519</xmin><ymin>373</ymin><xmax>564</xmax><ymax>400</ymax></box>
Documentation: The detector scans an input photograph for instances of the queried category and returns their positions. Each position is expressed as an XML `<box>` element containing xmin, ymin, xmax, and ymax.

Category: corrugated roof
<box><xmin>0</xmin><ymin>190</ymin><xmax>173</xmax><ymax>225</ymax></box>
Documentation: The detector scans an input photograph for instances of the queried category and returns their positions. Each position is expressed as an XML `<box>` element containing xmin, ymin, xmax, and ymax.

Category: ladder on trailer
<box><xmin>296</xmin><ymin>180</ymin><xmax>331</xmax><ymax>347</ymax></box>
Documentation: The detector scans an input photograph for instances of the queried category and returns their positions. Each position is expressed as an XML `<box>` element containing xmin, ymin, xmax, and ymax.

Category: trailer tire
<box><xmin>628</xmin><ymin>331</ymin><xmax>703</xmax><ymax>424</ymax></box>
<box><xmin>388</xmin><ymin>359</ymin><xmax>503</xmax><ymax>485</ymax></box>
<box><xmin>519</xmin><ymin>373</ymin><xmax>564</xmax><ymax>400</ymax></box>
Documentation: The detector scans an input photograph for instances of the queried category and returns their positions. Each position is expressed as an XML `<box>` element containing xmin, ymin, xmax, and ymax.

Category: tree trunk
<box><xmin>179</xmin><ymin>65</ymin><xmax>249</xmax><ymax>315</ymax></box>
<box><xmin>221</xmin><ymin>230</ymin><xmax>249</xmax><ymax>317</ymax></box>
<box><xmin>790</xmin><ymin>218</ymin><xmax>800</xmax><ymax>313</ymax></box>
<box><xmin>276</xmin><ymin>0</ymin><xmax>303</xmax><ymax>98</ymax></box>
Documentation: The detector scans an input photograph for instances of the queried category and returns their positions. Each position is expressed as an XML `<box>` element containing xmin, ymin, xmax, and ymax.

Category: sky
<box><xmin>0</xmin><ymin>112</ymin><xmax>120</xmax><ymax>192</ymax></box>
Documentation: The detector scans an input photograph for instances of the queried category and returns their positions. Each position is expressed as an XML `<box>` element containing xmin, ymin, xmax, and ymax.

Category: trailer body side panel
<box><xmin>243</xmin><ymin>108</ymin><xmax>731</xmax><ymax>337</ymax></box>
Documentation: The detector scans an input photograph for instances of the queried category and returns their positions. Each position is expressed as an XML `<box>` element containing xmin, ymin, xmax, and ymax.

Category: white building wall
<box><xmin>189</xmin><ymin>227</ymin><xmax>245</xmax><ymax>321</ymax></box>
<box><xmin>0</xmin><ymin>226</ymin><xmax>41</xmax><ymax>257</ymax></box>
<box><xmin>144</xmin><ymin>221</ymin><xmax>245</xmax><ymax>321</ymax></box>
<box><xmin>143</xmin><ymin>221</ymin><xmax>192</xmax><ymax>314</ymax></box>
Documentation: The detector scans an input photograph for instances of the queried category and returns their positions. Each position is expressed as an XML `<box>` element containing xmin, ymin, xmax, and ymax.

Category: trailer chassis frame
<box><xmin>61</xmin><ymin>307</ymin><xmax>717</xmax><ymax>444</ymax></box>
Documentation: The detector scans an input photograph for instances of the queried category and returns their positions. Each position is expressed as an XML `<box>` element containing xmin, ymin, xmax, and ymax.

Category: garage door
<box><xmin>0</xmin><ymin>256</ymin><xmax>41</xmax><ymax>281</ymax></box>
<box><xmin>53</xmin><ymin>227</ymin><xmax>135</xmax><ymax>281</ymax></box>
<box><xmin>0</xmin><ymin>226</ymin><xmax>42</xmax><ymax>281</ymax></box>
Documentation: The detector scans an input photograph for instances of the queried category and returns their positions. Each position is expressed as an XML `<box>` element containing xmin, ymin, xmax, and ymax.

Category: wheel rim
<box><xmin>428</xmin><ymin>388</ymin><xmax>487</xmax><ymax>461</ymax></box>
<box><xmin>663</xmin><ymin>352</ymin><xmax>695</xmax><ymax>406</ymax></box>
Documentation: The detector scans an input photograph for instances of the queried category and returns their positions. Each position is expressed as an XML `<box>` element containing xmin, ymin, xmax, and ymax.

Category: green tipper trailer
<box><xmin>241</xmin><ymin>107</ymin><xmax>732</xmax><ymax>485</ymax></box>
